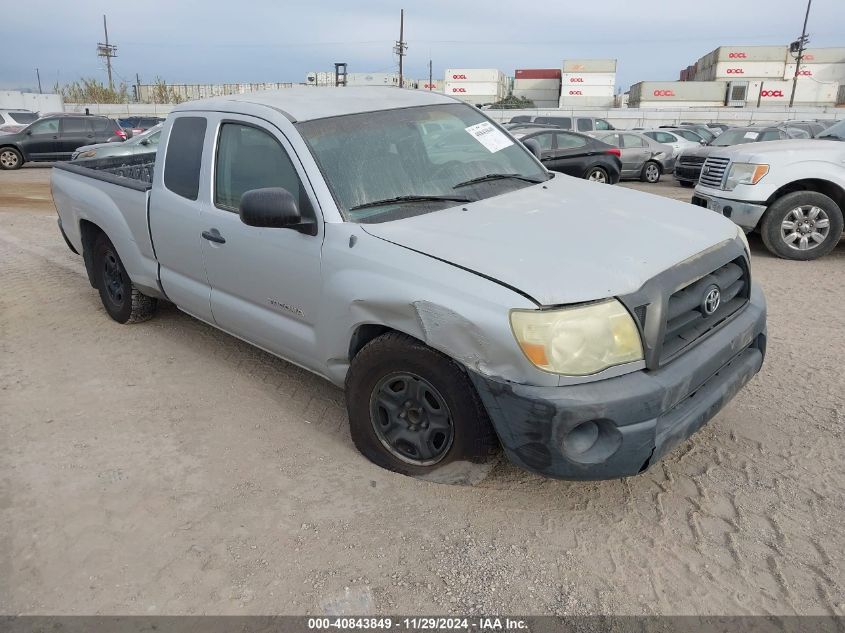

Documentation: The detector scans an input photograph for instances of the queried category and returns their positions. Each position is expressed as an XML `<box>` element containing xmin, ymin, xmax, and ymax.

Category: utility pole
<box><xmin>97</xmin><ymin>14</ymin><xmax>118</xmax><ymax>91</ymax></box>
<box><xmin>789</xmin><ymin>0</ymin><xmax>812</xmax><ymax>108</ymax></box>
<box><xmin>394</xmin><ymin>9</ymin><xmax>407</xmax><ymax>88</ymax></box>
<box><xmin>35</xmin><ymin>68</ymin><xmax>43</xmax><ymax>94</ymax></box>
<box><xmin>428</xmin><ymin>58</ymin><xmax>432</xmax><ymax>90</ymax></box>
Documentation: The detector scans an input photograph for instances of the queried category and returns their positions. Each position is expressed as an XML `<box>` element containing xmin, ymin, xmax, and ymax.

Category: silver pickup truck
<box><xmin>52</xmin><ymin>87</ymin><xmax>767</xmax><ymax>480</ymax></box>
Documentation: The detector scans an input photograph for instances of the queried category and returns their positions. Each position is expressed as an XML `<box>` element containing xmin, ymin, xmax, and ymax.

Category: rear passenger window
<box><xmin>214</xmin><ymin>123</ymin><xmax>312</xmax><ymax>218</ymax></box>
<box><xmin>60</xmin><ymin>118</ymin><xmax>91</xmax><ymax>134</ymax></box>
<box><xmin>164</xmin><ymin>117</ymin><xmax>207</xmax><ymax>201</ymax></box>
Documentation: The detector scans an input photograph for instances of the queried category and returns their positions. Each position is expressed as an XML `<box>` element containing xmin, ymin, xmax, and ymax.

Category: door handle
<box><xmin>201</xmin><ymin>228</ymin><xmax>226</xmax><ymax>244</ymax></box>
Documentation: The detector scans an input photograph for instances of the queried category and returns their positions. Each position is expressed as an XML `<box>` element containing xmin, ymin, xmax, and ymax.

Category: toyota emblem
<box><xmin>702</xmin><ymin>285</ymin><xmax>721</xmax><ymax>315</ymax></box>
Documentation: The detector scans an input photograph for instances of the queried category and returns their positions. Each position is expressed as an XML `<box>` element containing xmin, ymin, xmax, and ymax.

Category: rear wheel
<box><xmin>585</xmin><ymin>166</ymin><xmax>609</xmax><ymax>184</ymax></box>
<box><xmin>760</xmin><ymin>191</ymin><xmax>843</xmax><ymax>261</ymax></box>
<box><xmin>345</xmin><ymin>332</ymin><xmax>498</xmax><ymax>477</ymax></box>
<box><xmin>92</xmin><ymin>233</ymin><xmax>158</xmax><ymax>323</ymax></box>
<box><xmin>641</xmin><ymin>161</ymin><xmax>661</xmax><ymax>183</ymax></box>
<box><xmin>0</xmin><ymin>147</ymin><xmax>23</xmax><ymax>170</ymax></box>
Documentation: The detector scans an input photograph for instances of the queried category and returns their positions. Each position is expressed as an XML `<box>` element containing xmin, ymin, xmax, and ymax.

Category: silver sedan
<box><xmin>590</xmin><ymin>131</ymin><xmax>675</xmax><ymax>183</ymax></box>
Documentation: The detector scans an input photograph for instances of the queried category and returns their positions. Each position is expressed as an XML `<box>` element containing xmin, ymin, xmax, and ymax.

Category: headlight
<box><xmin>725</xmin><ymin>163</ymin><xmax>768</xmax><ymax>191</ymax></box>
<box><xmin>510</xmin><ymin>299</ymin><xmax>643</xmax><ymax>376</ymax></box>
<box><xmin>76</xmin><ymin>149</ymin><xmax>97</xmax><ymax>159</ymax></box>
<box><xmin>736</xmin><ymin>225</ymin><xmax>750</xmax><ymax>255</ymax></box>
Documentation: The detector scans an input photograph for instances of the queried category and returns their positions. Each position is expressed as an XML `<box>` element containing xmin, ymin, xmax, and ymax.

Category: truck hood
<box><xmin>361</xmin><ymin>174</ymin><xmax>739</xmax><ymax>306</ymax></box>
<box><xmin>678</xmin><ymin>144</ymin><xmax>719</xmax><ymax>160</ymax></box>
<box><xmin>707</xmin><ymin>139</ymin><xmax>845</xmax><ymax>163</ymax></box>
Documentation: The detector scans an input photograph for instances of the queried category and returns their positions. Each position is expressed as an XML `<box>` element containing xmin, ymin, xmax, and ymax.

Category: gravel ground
<box><xmin>1</xmin><ymin>166</ymin><xmax>843</xmax><ymax>616</ymax></box>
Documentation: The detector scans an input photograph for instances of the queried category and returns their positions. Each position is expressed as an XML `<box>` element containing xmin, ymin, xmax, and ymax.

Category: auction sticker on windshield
<box><xmin>465</xmin><ymin>121</ymin><xmax>514</xmax><ymax>153</ymax></box>
<box><xmin>743</xmin><ymin>131</ymin><xmax>760</xmax><ymax>140</ymax></box>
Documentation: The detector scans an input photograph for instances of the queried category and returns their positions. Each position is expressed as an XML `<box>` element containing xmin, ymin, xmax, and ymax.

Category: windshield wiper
<box><xmin>349</xmin><ymin>194</ymin><xmax>471</xmax><ymax>211</ymax></box>
<box><xmin>453</xmin><ymin>173</ymin><xmax>546</xmax><ymax>189</ymax></box>
<box><xmin>817</xmin><ymin>134</ymin><xmax>842</xmax><ymax>140</ymax></box>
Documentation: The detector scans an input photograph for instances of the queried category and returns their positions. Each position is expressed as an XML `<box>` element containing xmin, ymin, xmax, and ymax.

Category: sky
<box><xmin>1</xmin><ymin>0</ymin><xmax>842</xmax><ymax>93</ymax></box>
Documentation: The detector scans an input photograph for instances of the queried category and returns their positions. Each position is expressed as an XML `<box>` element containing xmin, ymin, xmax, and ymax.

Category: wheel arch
<box><xmin>765</xmin><ymin>179</ymin><xmax>845</xmax><ymax>211</ymax></box>
<box><xmin>79</xmin><ymin>219</ymin><xmax>107</xmax><ymax>289</ymax></box>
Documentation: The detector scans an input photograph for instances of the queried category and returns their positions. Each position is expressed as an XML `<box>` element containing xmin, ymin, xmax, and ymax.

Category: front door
<box><xmin>200</xmin><ymin>115</ymin><xmax>324</xmax><ymax>369</ymax></box>
<box><xmin>21</xmin><ymin>118</ymin><xmax>59</xmax><ymax>160</ymax></box>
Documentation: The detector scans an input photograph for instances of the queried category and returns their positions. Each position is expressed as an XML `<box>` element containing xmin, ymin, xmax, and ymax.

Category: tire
<box><xmin>760</xmin><ymin>191</ymin><xmax>844</xmax><ymax>261</ymax></box>
<box><xmin>0</xmin><ymin>147</ymin><xmax>23</xmax><ymax>170</ymax></box>
<box><xmin>641</xmin><ymin>161</ymin><xmax>661</xmax><ymax>183</ymax></box>
<box><xmin>585</xmin><ymin>166</ymin><xmax>609</xmax><ymax>184</ymax></box>
<box><xmin>92</xmin><ymin>233</ymin><xmax>158</xmax><ymax>323</ymax></box>
<box><xmin>679</xmin><ymin>180</ymin><xmax>695</xmax><ymax>188</ymax></box>
<box><xmin>345</xmin><ymin>332</ymin><xmax>498</xmax><ymax>477</ymax></box>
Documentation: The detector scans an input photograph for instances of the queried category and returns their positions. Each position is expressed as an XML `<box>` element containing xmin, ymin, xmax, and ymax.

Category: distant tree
<box><xmin>149</xmin><ymin>77</ymin><xmax>185</xmax><ymax>104</ymax></box>
<box><xmin>489</xmin><ymin>95</ymin><xmax>536</xmax><ymax>110</ymax></box>
<box><xmin>53</xmin><ymin>78</ymin><xmax>128</xmax><ymax>104</ymax></box>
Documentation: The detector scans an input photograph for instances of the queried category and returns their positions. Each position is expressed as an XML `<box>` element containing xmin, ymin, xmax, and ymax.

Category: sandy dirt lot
<box><xmin>1</xmin><ymin>166</ymin><xmax>843</xmax><ymax>616</ymax></box>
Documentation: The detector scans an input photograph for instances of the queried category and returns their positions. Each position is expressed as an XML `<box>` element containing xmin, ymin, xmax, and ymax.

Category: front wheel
<box><xmin>585</xmin><ymin>166</ymin><xmax>609</xmax><ymax>184</ymax></box>
<box><xmin>641</xmin><ymin>161</ymin><xmax>661</xmax><ymax>183</ymax></box>
<box><xmin>0</xmin><ymin>147</ymin><xmax>23</xmax><ymax>170</ymax></box>
<box><xmin>345</xmin><ymin>332</ymin><xmax>498</xmax><ymax>477</ymax></box>
<box><xmin>92</xmin><ymin>233</ymin><xmax>158</xmax><ymax>323</ymax></box>
<box><xmin>760</xmin><ymin>191</ymin><xmax>843</xmax><ymax>260</ymax></box>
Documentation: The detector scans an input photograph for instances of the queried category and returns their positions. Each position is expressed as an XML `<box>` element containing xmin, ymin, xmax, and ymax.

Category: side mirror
<box><xmin>699</xmin><ymin>139</ymin><xmax>707</xmax><ymax>145</ymax></box>
<box><xmin>522</xmin><ymin>138</ymin><xmax>543</xmax><ymax>159</ymax></box>
<box><xmin>239</xmin><ymin>187</ymin><xmax>315</xmax><ymax>234</ymax></box>
<box><xmin>139</xmin><ymin>138</ymin><xmax>150</xmax><ymax>146</ymax></box>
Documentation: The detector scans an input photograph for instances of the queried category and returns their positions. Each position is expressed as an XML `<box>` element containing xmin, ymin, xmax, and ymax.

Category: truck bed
<box><xmin>52</xmin><ymin>152</ymin><xmax>156</xmax><ymax>191</ymax></box>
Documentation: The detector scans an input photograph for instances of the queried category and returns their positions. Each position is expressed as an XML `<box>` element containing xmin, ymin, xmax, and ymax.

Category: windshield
<box><xmin>818</xmin><ymin>120</ymin><xmax>845</xmax><ymax>140</ymax></box>
<box><xmin>8</xmin><ymin>112</ymin><xmax>38</xmax><ymax>124</ymax></box>
<box><xmin>712</xmin><ymin>129</ymin><xmax>767</xmax><ymax>146</ymax></box>
<box><xmin>296</xmin><ymin>103</ymin><xmax>547</xmax><ymax>223</ymax></box>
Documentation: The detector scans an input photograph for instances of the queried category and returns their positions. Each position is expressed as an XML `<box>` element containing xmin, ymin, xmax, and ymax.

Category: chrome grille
<box><xmin>660</xmin><ymin>259</ymin><xmax>749</xmax><ymax>363</ymax></box>
<box><xmin>699</xmin><ymin>156</ymin><xmax>730</xmax><ymax>189</ymax></box>
<box><xmin>679</xmin><ymin>155</ymin><xmax>705</xmax><ymax>166</ymax></box>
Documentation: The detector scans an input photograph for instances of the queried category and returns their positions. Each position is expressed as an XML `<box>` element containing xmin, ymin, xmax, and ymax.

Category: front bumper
<box><xmin>674</xmin><ymin>163</ymin><xmax>702</xmax><ymax>183</ymax></box>
<box><xmin>691</xmin><ymin>192</ymin><xmax>768</xmax><ymax>232</ymax></box>
<box><xmin>469</xmin><ymin>284</ymin><xmax>767</xmax><ymax>480</ymax></box>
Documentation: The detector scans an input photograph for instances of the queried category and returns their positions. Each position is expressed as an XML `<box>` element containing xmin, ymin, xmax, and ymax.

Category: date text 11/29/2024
<box><xmin>307</xmin><ymin>617</ymin><xmax>528</xmax><ymax>630</ymax></box>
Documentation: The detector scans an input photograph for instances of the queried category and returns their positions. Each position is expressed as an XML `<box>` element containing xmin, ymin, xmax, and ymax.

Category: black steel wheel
<box><xmin>346</xmin><ymin>332</ymin><xmax>498</xmax><ymax>477</ymax></box>
<box><xmin>92</xmin><ymin>232</ymin><xmax>158</xmax><ymax>323</ymax></box>
<box><xmin>369</xmin><ymin>371</ymin><xmax>454</xmax><ymax>466</ymax></box>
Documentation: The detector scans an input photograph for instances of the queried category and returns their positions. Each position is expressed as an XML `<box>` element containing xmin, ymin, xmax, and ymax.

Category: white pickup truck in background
<box><xmin>692</xmin><ymin>120</ymin><xmax>845</xmax><ymax>260</ymax></box>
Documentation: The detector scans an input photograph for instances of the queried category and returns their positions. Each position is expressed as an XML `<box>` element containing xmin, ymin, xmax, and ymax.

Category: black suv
<box><xmin>0</xmin><ymin>114</ymin><xmax>124</xmax><ymax>170</ymax></box>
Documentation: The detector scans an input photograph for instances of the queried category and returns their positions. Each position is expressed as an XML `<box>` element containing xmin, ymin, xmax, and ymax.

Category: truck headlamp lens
<box><xmin>725</xmin><ymin>163</ymin><xmax>768</xmax><ymax>191</ymax></box>
<box><xmin>510</xmin><ymin>299</ymin><xmax>643</xmax><ymax>376</ymax></box>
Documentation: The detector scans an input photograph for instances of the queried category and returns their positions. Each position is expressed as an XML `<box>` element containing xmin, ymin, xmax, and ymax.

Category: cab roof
<box><xmin>172</xmin><ymin>86</ymin><xmax>459</xmax><ymax>122</ymax></box>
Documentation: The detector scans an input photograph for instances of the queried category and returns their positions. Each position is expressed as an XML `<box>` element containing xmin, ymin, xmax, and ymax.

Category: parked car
<box><xmin>0</xmin><ymin>109</ymin><xmax>39</xmax><ymax>133</ymax></box>
<box><xmin>590</xmin><ymin>130</ymin><xmax>674</xmax><ymax>183</ymax></box>
<box><xmin>0</xmin><ymin>113</ymin><xmax>125</xmax><ymax>170</ymax></box>
<box><xmin>692</xmin><ymin>136</ymin><xmax>843</xmax><ymax>260</ymax></box>
<box><xmin>678</xmin><ymin>124</ymin><xmax>718</xmax><ymax>143</ymax></box>
<box><xmin>508</xmin><ymin>115</ymin><xmax>615</xmax><ymax>132</ymax></box>
<box><xmin>642</xmin><ymin>129</ymin><xmax>701</xmax><ymax>158</ymax></box>
<box><xmin>663</xmin><ymin>127</ymin><xmax>708</xmax><ymax>144</ymax></box>
<box><xmin>674</xmin><ymin>125</ymin><xmax>804</xmax><ymax>188</ymax></box>
<box><xmin>817</xmin><ymin>119</ymin><xmax>845</xmax><ymax>141</ymax></box>
<box><xmin>73</xmin><ymin>123</ymin><xmax>163</xmax><ymax>161</ymax></box>
<box><xmin>706</xmin><ymin>123</ymin><xmax>733</xmax><ymax>134</ymax></box>
<box><xmin>51</xmin><ymin>88</ymin><xmax>766</xmax><ymax>481</ymax></box>
<box><xmin>118</xmin><ymin>116</ymin><xmax>165</xmax><ymax>137</ymax></box>
<box><xmin>510</xmin><ymin>126</ymin><xmax>622</xmax><ymax>183</ymax></box>
<box><xmin>777</xmin><ymin>120</ymin><xmax>827</xmax><ymax>138</ymax></box>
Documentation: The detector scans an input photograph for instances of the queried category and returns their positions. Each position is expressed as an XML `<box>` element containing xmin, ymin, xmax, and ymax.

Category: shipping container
<box><xmin>561</xmin><ymin>72</ymin><xmax>616</xmax><ymax>87</ymax></box>
<box><xmin>744</xmin><ymin>79</ymin><xmax>839</xmax><ymax>105</ymax></box>
<box><xmin>561</xmin><ymin>84</ymin><xmax>615</xmax><ymax>98</ymax></box>
<box><xmin>783</xmin><ymin>62</ymin><xmax>845</xmax><ymax>82</ymax></box>
<box><xmin>531</xmin><ymin>100</ymin><xmax>561</xmax><ymax>108</ymax></box>
<box><xmin>444</xmin><ymin>68</ymin><xmax>504</xmax><ymax>83</ymax></box>
<box><xmin>800</xmin><ymin>48</ymin><xmax>845</xmax><ymax>64</ymax></box>
<box><xmin>629</xmin><ymin>81</ymin><xmax>728</xmax><ymax>104</ymax></box>
<box><xmin>417</xmin><ymin>80</ymin><xmax>443</xmax><ymax>91</ymax></box>
<box><xmin>444</xmin><ymin>81</ymin><xmax>504</xmax><ymax>97</ymax></box>
<box><xmin>346</xmin><ymin>73</ymin><xmax>400</xmax><ymax>86</ymax></box>
<box><xmin>558</xmin><ymin>95</ymin><xmax>616</xmax><ymax>107</ymax></box>
<box><xmin>513</xmin><ymin>78</ymin><xmax>561</xmax><ymax>91</ymax></box>
<box><xmin>698</xmin><ymin>46</ymin><xmax>786</xmax><ymax>68</ymax></box>
<box><xmin>705</xmin><ymin>60</ymin><xmax>786</xmax><ymax>79</ymax></box>
<box><xmin>512</xmin><ymin>89</ymin><xmax>562</xmax><ymax>101</ymax></box>
<box><xmin>633</xmin><ymin>100</ymin><xmax>728</xmax><ymax>109</ymax></box>
<box><xmin>562</xmin><ymin>59</ymin><xmax>617</xmax><ymax>73</ymax></box>
<box><xmin>514</xmin><ymin>69</ymin><xmax>561</xmax><ymax>79</ymax></box>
